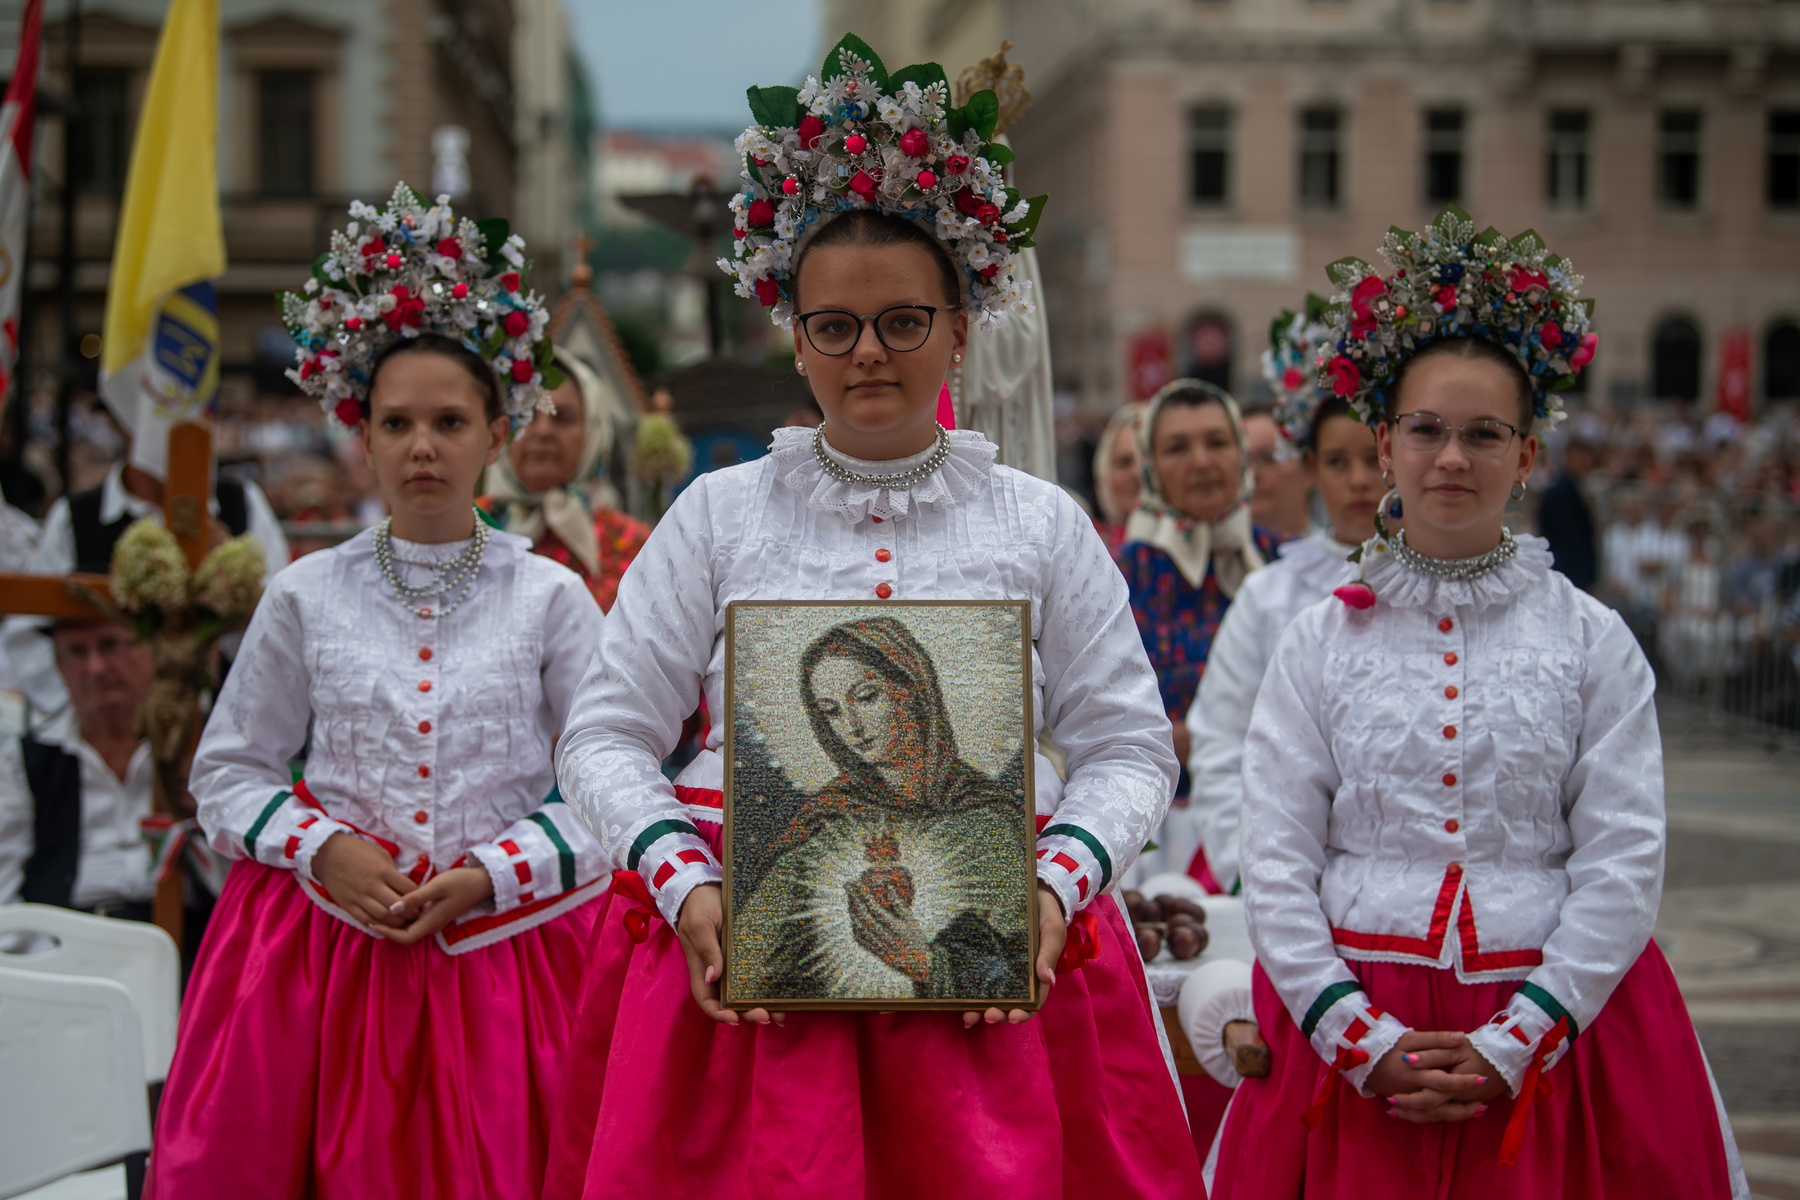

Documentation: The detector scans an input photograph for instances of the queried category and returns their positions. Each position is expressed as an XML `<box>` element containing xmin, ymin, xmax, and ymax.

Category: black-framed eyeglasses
<box><xmin>795</xmin><ymin>306</ymin><xmax>955</xmax><ymax>357</ymax></box>
<box><xmin>1391</xmin><ymin>413</ymin><xmax>1522</xmax><ymax>460</ymax></box>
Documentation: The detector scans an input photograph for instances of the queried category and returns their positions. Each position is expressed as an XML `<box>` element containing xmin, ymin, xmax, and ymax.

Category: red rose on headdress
<box><xmin>954</xmin><ymin>187</ymin><xmax>981</xmax><ymax>216</ymax></box>
<box><xmin>1507</xmin><ymin>266</ymin><xmax>1548</xmax><ymax>294</ymax></box>
<box><xmin>503</xmin><ymin>310</ymin><xmax>531</xmax><ymax>338</ymax></box>
<box><xmin>1571</xmin><ymin>331</ymin><xmax>1598</xmax><ymax>369</ymax></box>
<box><xmin>1326</xmin><ymin>354</ymin><xmax>1361</xmax><ymax>398</ymax></box>
<box><xmin>1282</xmin><ymin>366</ymin><xmax>1306</xmax><ymax>391</ymax></box>
<box><xmin>798</xmin><ymin>114</ymin><xmax>826</xmax><ymax>148</ymax></box>
<box><xmin>754</xmin><ymin>276</ymin><xmax>781</xmax><ymax>307</ymax></box>
<box><xmin>344</xmin><ymin>316</ymin><xmax>363</xmax><ymax>332</ymax></box>
<box><xmin>946</xmin><ymin>155</ymin><xmax>970</xmax><ymax>174</ymax></box>
<box><xmin>500</xmin><ymin>272</ymin><xmax>521</xmax><ymax>293</ymax></box>
<box><xmin>383</xmin><ymin>286</ymin><xmax>426</xmax><ymax>332</ymax></box>
<box><xmin>510</xmin><ymin>359</ymin><xmax>534</xmax><ymax>383</ymax></box>
<box><xmin>976</xmin><ymin>203</ymin><xmax>1001</xmax><ymax>225</ymax></box>
<box><xmin>747</xmin><ymin>198</ymin><xmax>777</xmax><ymax>227</ymax></box>
<box><xmin>334</xmin><ymin>397</ymin><xmax>362</xmax><ymax>426</ymax></box>
<box><xmin>849</xmin><ymin>170</ymin><xmax>879</xmax><ymax>198</ymax></box>
<box><xmin>899</xmin><ymin>128</ymin><xmax>930</xmax><ymax>158</ymax></box>
<box><xmin>980</xmin><ymin>263</ymin><xmax>1001</xmax><ymax>279</ymax></box>
<box><xmin>359</xmin><ymin>237</ymin><xmax>386</xmax><ymax>261</ymax></box>
<box><xmin>436</xmin><ymin>237</ymin><xmax>463</xmax><ymax>260</ymax></box>
<box><xmin>1432</xmin><ymin>284</ymin><xmax>1458</xmax><ymax>309</ymax></box>
<box><xmin>1540</xmin><ymin>321</ymin><xmax>1562</xmax><ymax>349</ymax></box>
<box><xmin>1349</xmin><ymin>275</ymin><xmax>1388</xmax><ymax>337</ymax></box>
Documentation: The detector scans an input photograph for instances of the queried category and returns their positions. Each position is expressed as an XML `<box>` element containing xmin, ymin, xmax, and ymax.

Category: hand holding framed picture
<box><xmin>721</xmin><ymin>600</ymin><xmax>1038</xmax><ymax>1011</ymax></box>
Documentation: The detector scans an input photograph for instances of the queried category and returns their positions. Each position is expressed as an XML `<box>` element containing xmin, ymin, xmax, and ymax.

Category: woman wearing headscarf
<box><xmin>731</xmin><ymin>617</ymin><xmax>1030</xmax><ymax>1002</ymax></box>
<box><xmin>477</xmin><ymin>348</ymin><xmax>650</xmax><ymax>613</ymax></box>
<box><xmin>1117</xmin><ymin>379</ymin><xmax>1280</xmax><ymax>848</ymax></box>
<box><xmin>1090</xmin><ymin>401</ymin><xmax>1146</xmax><ymax>555</ymax></box>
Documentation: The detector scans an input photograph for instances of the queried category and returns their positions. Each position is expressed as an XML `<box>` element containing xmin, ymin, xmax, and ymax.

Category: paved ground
<box><xmin>1655</xmin><ymin>699</ymin><xmax>1800</xmax><ymax>1199</ymax></box>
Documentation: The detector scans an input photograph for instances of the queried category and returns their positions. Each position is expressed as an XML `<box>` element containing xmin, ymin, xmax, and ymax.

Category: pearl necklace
<box><xmin>1389</xmin><ymin>527</ymin><xmax>1518</xmax><ymax>582</ymax></box>
<box><xmin>812</xmin><ymin>422</ymin><xmax>951</xmax><ymax>489</ymax></box>
<box><xmin>373</xmin><ymin>511</ymin><xmax>489</xmax><ymax>619</ymax></box>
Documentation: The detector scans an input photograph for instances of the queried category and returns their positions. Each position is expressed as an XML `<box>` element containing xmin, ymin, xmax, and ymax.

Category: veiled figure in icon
<box><xmin>731</xmin><ymin>617</ymin><xmax>1030</xmax><ymax>1002</ymax></box>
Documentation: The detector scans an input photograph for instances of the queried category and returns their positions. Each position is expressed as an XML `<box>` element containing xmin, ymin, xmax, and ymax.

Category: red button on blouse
<box><xmin>418</xmin><ymin>681</ymin><xmax>432</xmax><ymax>693</ymax></box>
<box><xmin>412</xmin><ymin>810</ymin><xmax>429</xmax><ymax>824</ymax></box>
<box><xmin>1444</xmin><ymin>652</ymin><xmax>1458</xmax><ymax>666</ymax></box>
<box><xmin>1438</xmin><ymin>617</ymin><xmax>1454</xmax><ymax>633</ymax></box>
<box><xmin>1444</xmin><ymin>725</ymin><xmax>1458</xmax><ymax>739</ymax></box>
<box><xmin>875</xmin><ymin>583</ymin><xmax>893</xmax><ymax>599</ymax></box>
<box><xmin>1445</xmin><ymin>685</ymin><xmax>1459</xmax><ymax>700</ymax></box>
<box><xmin>871</xmin><ymin>516</ymin><xmax>883</xmax><ymax>523</ymax></box>
<box><xmin>418</xmin><ymin>720</ymin><xmax>431</xmax><ymax>734</ymax></box>
<box><xmin>1442</xmin><ymin>773</ymin><xmax>1457</xmax><ymax>787</ymax></box>
<box><xmin>875</xmin><ymin>548</ymin><xmax>892</xmax><ymax>563</ymax></box>
<box><xmin>418</xmin><ymin>765</ymin><xmax>430</xmax><ymax>779</ymax></box>
<box><xmin>1445</xmin><ymin>819</ymin><xmax>1461</xmax><ymax>834</ymax></box>
<box><xmin>419</xmin><ymin>648</ymin><xmax>433</xmax><ymax>661</ymax></box>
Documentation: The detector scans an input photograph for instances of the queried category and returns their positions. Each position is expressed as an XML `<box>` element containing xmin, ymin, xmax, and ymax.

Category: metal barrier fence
<box><xmin>1579</xmin><ymin>480</ymin><xmax>1800</xmax><ymax>752</ymax></box>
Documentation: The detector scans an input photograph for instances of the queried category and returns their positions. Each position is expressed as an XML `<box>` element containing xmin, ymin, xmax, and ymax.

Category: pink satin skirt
<box><xmin>1209</xmin><ymin>944</ymin><xmax>1738</xmax><ymax>1199</ymax></box>
<box><xmin>542</xmin><ymin>885</ymin><xmax>1205</xmax><ymax>1199</ymax></box>
<box><xmin>145</xmin><ymin>861</ymin><xmax>599</xmax><ymax>1200</ymax></box>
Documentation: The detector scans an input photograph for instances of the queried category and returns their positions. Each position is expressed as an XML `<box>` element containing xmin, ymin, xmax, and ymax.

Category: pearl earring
<box><xmin>797</xmin><ymin>361</ymin><xmax>806</xmax><ymax>374</ymax></box>
<box><xmin>953</xmin><ymin>353</ymin><xmax>962</xmax><ymax>363</ymax></box>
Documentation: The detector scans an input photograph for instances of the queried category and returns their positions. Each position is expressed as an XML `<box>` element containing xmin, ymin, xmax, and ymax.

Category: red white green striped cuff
<box><xmin>469</xmin><ymin>800</ymin><xmax>600</xmax><ymax>913</ymax></box>
<box><xmin>1467</xmin><ymin>984</ymin><xmax>1575</xmax><ymax>1096</ymax></box>
<box><xmin>1303</xmin><ymin>981</ymin><xmax>1410</xmax><ymax>1096</ymax></box>
<box><xmin>1035</xmin><ymin>824</ymin><xmax>1110</xmax><ymax>916</ymax></box>
<box><xmin>626</xmin><ymin>816</ymin><xmax>720</xmax><ymax>925</ymax></box>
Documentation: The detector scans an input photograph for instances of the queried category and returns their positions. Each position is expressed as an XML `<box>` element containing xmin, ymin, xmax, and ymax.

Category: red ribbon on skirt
<box><xmin>1499</xmin><ymin>1017</ymin><xmax>1571</xmax><ymax>1165</ymax></box>
<box><xmin>611</xmin><ymin>869</ymin><xmax>661</xmax><ymax>943</ymax></box>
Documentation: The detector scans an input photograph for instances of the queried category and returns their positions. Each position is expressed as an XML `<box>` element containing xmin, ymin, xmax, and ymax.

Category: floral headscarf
<box><xmin>1126</xmin><ymin>378</ymin><xmax>1263</xmax><ymax>596</ymax></box>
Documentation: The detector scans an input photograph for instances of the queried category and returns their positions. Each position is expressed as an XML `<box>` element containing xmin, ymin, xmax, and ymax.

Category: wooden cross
<box><xmin>0</xmin><ymin>421</ymin><xmax>217</xmax><ymax>948</ymax></box>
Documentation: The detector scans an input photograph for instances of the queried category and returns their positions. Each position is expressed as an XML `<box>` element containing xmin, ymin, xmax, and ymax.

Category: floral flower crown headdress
<box><xmin>279</xmin><ymin>183</ymin><xmax>565</xmax><ymax>430</ymax></box>
<box><xmin>719</xmin><ymin>32</ymin><xmax>1048</xmax><ymax>331</ymax></box>
<box><xmin>1262</xmin><ymin>294</ymin><xmax>1333</xmax><ymax>451</ymax></box>
<box><xmin>1317</xmin><ymin>206</ymin><xmax>1597</xmax><ymax>435</ymax></box>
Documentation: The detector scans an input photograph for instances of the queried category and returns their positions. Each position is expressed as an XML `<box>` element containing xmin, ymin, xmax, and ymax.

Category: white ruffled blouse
<box><xmin>556</xmin><ymin>427</ymin><xmax>1180</xmax><ymax>927</ymax></box>
<box><xmin>190</xmin><ymin>527</ymin><xmax>608</xmax><ymax>953</ymax></box>
<box><xmin>1240</xmin><ymin>535</ymin><xmax>1664</xmax><ymax>1096</ymax></box>
<box><xmin>1180</xmin><ymin>530</ymin><xmax>1361</xmax><ymax>892</ymax></box>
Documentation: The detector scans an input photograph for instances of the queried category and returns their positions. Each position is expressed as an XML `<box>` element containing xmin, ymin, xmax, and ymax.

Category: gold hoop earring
<box><xmin>1510</xmin><ymin>480</ymin><xmax>1527</xmax><ymax>501</ymax></box>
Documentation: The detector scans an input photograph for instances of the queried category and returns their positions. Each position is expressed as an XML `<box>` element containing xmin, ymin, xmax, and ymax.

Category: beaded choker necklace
<box><xmin>1388</xmin><ymin>527</ymin><xmax>1518</xmax><ymax>582</ymax></box>
<box><xmin>373</xmin><ymin>511</ymin><xmax>489</xmax><ymax>619</ymax></box>
<box><xmin>812</xmin><ymin>423</ymin><xmax>950</xmax><ymax>489</ymax></box>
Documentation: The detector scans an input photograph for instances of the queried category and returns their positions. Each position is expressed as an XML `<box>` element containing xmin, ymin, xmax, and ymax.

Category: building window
<box><xmin>1187</xmin><ymin>314</ymin><xmax>1233</xmax><ymax>392</ymax></box>
<box><xmin>72</xmin><ymin>69</ymin><xmax>131</xmax><ymax>197</ymax></box>
<box><xmin>1298</xmin><ymin>107</ymin><xmax>1341</xmax><ymax>209</ymax></box>
<box><xmin>1770</xmin><ymin>110</ymin><xmax>1800</xmax><ymax>210</ymax></box>
<box><xmin>1546</xmin><ymin>108</ymin><xmax>1590</xmax><ymax>209</ymax></box>
<box><xmin>1658</xmin><ymin>109</ymin><xmax>1702</xmax><ymax>210</ymax></box>
<box><xmin>1189</xmin><ymin>107</ymin><xmax>1231</xmax><ymax>207</ymax></box>
<box><xmin>258</xmin><ymin>71</ymin><xmax>316</xmax><ymax>197</ymax></box>
<box><xmin>1767</xmin><ymin>321</ymin><xmax>1800</xmax><ymax>400</ymax></box>
<box><xmin>1651</xmin><ymin>316</ymin><xmax>1702</xmax><ymax>402</ymax></box>
<box><xmin>1423</xmin><ymin>107</ymin><xmax>1465</xmax><ymax>205</ymax></box>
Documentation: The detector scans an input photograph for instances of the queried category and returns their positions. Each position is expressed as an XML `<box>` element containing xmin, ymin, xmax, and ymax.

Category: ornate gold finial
<box><xmin>955</xmin><ymin>41</ymin><xmax>1030</xmax><ymax>135</ymax></box>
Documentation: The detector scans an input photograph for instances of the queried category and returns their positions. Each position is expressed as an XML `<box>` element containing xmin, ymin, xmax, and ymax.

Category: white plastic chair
<box><xmin>0</xmin><ymin>966</ymin><xmax>152</xmax><ymax>1199</ymax></box>
<box><xmin>0</xmin><ymin>906</ymin><xmax>180</xmax><ymax>1084</ymax></box>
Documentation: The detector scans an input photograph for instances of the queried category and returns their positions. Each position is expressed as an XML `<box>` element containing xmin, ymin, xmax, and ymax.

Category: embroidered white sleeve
<box><xmin>557</xmin><ymin>481</ymin><xmax>723</xmax><ymax>926</ymax></box>
<box><xmin>1185</xmin><ymin>581</ymin><xmax>1278</xmax><ymax>892</ymax></box>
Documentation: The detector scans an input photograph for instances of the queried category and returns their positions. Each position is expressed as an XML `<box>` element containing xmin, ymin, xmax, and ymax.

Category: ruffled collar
<box><xmin>769</xmin><ymin>426</ymin><xmax>997</xmax><ymax>523</ymax></box>
<box><xmin>1275</xmin><ymin>529</ymin><xmax>1361</xmax><ymax>587</ymax></box>
<box><xmin>1358</xmin><ymin>532</ymin><xmax>1553</xmax><ymax>613</ymax></box>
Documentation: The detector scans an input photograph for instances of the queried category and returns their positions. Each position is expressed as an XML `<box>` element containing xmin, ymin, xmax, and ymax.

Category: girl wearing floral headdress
<box><xmin>1210</xmin><ymin>209</ymin><xmax>1746</xmax><ymax>1199</ymax></box>
<box><xmin>543</xmin><ymin>36</ymin><xmax>1203</xmax><ymax>1199</ymax></box>
<box><xmin>1118</xmin><ymin>378</ymin><xmax>1282</xmax><ymax>883</ymax></box>
<box><xmin>146</xmin><ymin>188</ymin><xmax>608</xmax><ymax>1200</ymax></box>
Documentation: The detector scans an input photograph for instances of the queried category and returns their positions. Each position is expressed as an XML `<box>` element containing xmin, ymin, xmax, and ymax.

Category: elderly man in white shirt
<box><xmin>0</xmin><ymin>619</ymin><xmax>158</xmax><ymax>919</ymax></box>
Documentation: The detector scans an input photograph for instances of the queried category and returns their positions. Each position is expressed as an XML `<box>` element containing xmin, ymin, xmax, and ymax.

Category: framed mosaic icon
<box><xmin>721</xmin><ymin>600</ymin><xmax>1038</xmax><ymax>1012</ymax></box>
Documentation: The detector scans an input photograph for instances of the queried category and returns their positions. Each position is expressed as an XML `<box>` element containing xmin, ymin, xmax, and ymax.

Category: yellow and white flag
<box><xmin>99</xmin><ymin>0</ymin><xmax>224</xmax><ymax>479</ymax></box>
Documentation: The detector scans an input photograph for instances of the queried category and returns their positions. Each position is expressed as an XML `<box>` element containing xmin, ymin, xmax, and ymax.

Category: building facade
<box><xmin>827</xmin><ymin>0</ymin><xmax>1800</xmax><ymax>420</ymax></box>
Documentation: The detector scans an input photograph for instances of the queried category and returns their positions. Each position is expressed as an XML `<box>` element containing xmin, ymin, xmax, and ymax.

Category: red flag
<box><xmin>1128</xmin><ymin>329</ymin><xmax>1172</xmax><ymax>402</ymax></box>
<box><xmin>0</xmin><ymin>0</ymin><xmax>44</xmax><ymax>398</ymax></box>
<box><xmin>1715</xmin><ymin>328</ymin><xmax>1751</xmax><ymax>421</ymax></box>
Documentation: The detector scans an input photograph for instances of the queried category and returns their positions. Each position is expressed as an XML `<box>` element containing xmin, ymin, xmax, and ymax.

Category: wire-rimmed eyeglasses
<box><xmin>795</xmin><ymin>306</ymin><xmax>955</xmax><ymax>357</ymax></box>
<box><xmin>1392</xmin><ymin>413</ymin><xmax>1523</xmax><ymax>460</ymax></box>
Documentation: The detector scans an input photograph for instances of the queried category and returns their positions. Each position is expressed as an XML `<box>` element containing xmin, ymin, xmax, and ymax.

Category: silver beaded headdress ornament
<box><xmin>720</xmin><ymin>33</ymin><xmax>1048</xmax><ymax>332</ymax></box>
<box><xmin>1317</xmin><ymin>205</ymin><xmax>1597</xmax><ymax>437</ymax></box>
<box><xmin>279</xmin><ymin>184</ymin><xmax>565</xmax><ymax>431</ymax></box>
<box><xmin>1262</xmin><ymin>293</ymin><xmax>1333</xmax><ymax>451</ymax></box>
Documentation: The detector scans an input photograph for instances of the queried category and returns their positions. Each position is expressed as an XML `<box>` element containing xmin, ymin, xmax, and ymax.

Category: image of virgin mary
<box><xmin>729</xmin><ymin>616</ymin><xmax>1032</xmax><ymax>1003</ymax></box>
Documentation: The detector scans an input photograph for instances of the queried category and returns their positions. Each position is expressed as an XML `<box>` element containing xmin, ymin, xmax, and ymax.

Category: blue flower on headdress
<box><xmin>1438</xmin><ymin>263</ymin><xmax>1465</xmax><ymax>284</ymax></box>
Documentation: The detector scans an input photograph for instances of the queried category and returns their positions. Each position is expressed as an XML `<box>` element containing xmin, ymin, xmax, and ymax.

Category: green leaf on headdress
<box><xmin>1510</xmin><ymin>229</ymin><xmax>1546</xmax><ymax>257</ymax></box>
<box><xmin>981</xmin><ymin>142</ymin><xmax>1016</xmax><ymax>167</ymax></box>
<box><xmin>1545</xmin><ymin>253</ymin><xmax>1564</xmax><ymax>270</ymax></box>
<box><xmin>540</xmin><ymin>362</ymin><xmax>568</xmax><ymax>391</ymax></box>
<box><xmin>891</xmin><ymin>61</ymin><xmax>949</xmax><ymax>95</ymax></box>
<box><xmin>746</xmin><ymin>85</ymin><xmax>802</xmax><ymax>129</ymax></box>
<box><xmin>310</xmin><ymin>252</ymin><xmax>336</xmax><ymax>288</ymax></box>
<box><xmin>965</xmin><ymin>89</ymin><xmax>1000</xmax><ymax>141</ymax></box>
<box><xmin>1578</xmin><ymin>297</ymin><xmax>1595</xmax><ymax>317</ymax></box>
<box><xmin>482</xmin><ymin>326</ymin><xmax>506</xmax><ymax>356</ymax></box>
<box><xmin>1268</xmin><ymin>310</ymin><xmax>1295</xmax><ymax>353</ymax></box>
<box><xmin>1548</xmin><ymin>373</ymin><xmax>1577</xmax><ymax>392</ymax></box>
<box><xmin>1473</xmin><ymin>226</ymin><xmax>1505</xmax><ymax>249</ymax></box>
<box><xmin>475</xmin><ymin>217</ymin><xmax>511</xmax><ymax>258</ymax></box>
<box><xmin>822</xmin><ymin>32</ymin><xmax>890</xmax><ymax>91</ymax></box>
<box><xmin>1303</xmin><ymin>292</ymin><xmax>1330</xmax><ymax>324</ymax></box>
<box><xmin>946</xmin><ymin>105</ymin><xmax>970</xmax><ymax>142</ymax></box>
<box><xmin>394</xmin><ymin>182</ymin><xmax>424</xmax><ymax>209</ymax></box>
<box><xmin>1325</xmin><ymin>256</ymin><xmax>1373</xmax><ymax>286</ymax></box>
<box><xmin>1007</xmin><ymin>193</ymin><xmax>1048</xmax><ymax>246</ymax></box>
<box><xmin>1431</xmin><ymin>205</ymin><xmax>1472</xmax><ymax>234</ymax></box>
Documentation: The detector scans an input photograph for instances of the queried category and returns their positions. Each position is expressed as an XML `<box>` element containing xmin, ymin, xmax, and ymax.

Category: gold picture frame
<box><xmin>721</xmin><ymin>599</ymin><xmax>1039</xmax><ymax>1012</ymax></box>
